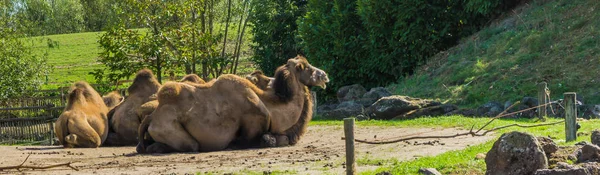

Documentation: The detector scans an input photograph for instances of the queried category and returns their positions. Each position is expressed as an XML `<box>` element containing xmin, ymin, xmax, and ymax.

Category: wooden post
<box><xmin>49</xmin><ymin>121</ymin><xmax>55</xmax><ymax>145</ymax></box>
<box><xmin>344</xmin><ymin>118</ymin><xmax>356</xmax><ymax>175</ymax></box>
<box><xmin>311</xmin><ymin>91</ymin><xmax>317</xmax><ymax>118</ymax></box>
<box><xmin>537</xmin><ymin>82</ymin><xmax>547</xmax><ymax>120</ymax></box>
<box><xmin>564</xmin><ymin>92</ymin><xmax>577</xmax><ymax>142</ymax></box>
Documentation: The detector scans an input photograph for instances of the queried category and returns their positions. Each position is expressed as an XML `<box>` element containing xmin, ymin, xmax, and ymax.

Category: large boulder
<box><xmin>580</xmin><ymin>105</ymin><xmax>600</xmax><ymax>119</ymax></box>
<box><xmin>394</xmin><ymin>104</ymin><xmax>457</xmax><ymax>120</ymax></box>
<box><xmin>521</xmin><ymin>97</ymin><xmax>539</xmax><ymax>108</ymax></box>
<box><xmin>366</xmin><ymin>96</ymin><xmax>441</xmax><ymax>120</ymax></box>
<box><xmin>485</xmin><ymin>131</ymin><xmax>548</xmax><ymax>175</ymax></box>
<box><xmin>445</xmin><ymin>108</ymin><xmax>478</xmax><ymax>117</ymax></box>
<box><xmin>535</xmin><ymin>162</ymin><xmax>600</xmax><ymax>175</ymax></box>
<box><xmin>477</xmin><ymin>101</ymin><xmax>504</xmax><ymax>117</ymax></box>
<box><xmin>319</xmin><ymin>101</ymin><xmax>364</xmax><ymax>120</ymax></box>
<box><xmin>359</xmin><ymin>87</ymin><xmax>392</xmax><ymax>107</ymax></box>
<box><xmin>592</xmin><ymin>130</ymin><xmax>600</xmax><ymax>147</ymax></box>
<box><xmin>537</xmin><ymin>136</ymin><xmax>559</xmax><ymax>156</ymax></box>
<box><xmin>337</xmin><ymin>84</ymin><xmax>367</xmax><ymax>103</ymax></box>
<box><xmin>577</xmin><ymin>144</ymin><xmax>600</xmax><ymax>163</ymax></box>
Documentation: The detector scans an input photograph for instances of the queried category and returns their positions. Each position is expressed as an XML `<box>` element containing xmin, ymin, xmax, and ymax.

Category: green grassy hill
<box><xmin>391</xmin><ymin>0</ymin><xmax>600</xmax><ymax>107</ymax></box>
<box><xmin>31</xmin><ymin>27</ymin><xmax>254</xmax><ymax>90</ymax></box>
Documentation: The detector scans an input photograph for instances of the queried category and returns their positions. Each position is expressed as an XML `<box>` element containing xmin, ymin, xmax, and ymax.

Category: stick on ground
<box><xmin>0</xmin><ymin>154</ymin><xmax>79</xmax><ymax>172</ymax></box>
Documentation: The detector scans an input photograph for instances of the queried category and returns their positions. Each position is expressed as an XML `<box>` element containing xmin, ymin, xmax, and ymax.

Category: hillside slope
<box><xmin>391</xmin><ymin>0</ymin><xmax>600</xmax><ymax>107</ymax></box>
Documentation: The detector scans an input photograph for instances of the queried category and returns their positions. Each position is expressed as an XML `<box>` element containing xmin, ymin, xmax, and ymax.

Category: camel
<box><xmin>137</xmin><ymin>55</ymin><xmax>329</xmax><ymax>153</ymax></box>
<box><xmin>104</xmin><ymin>69</ymin><xmax>161</xmax><ymax>146</ymax></box>
<box><xmin>102</xmin><ymin>91</ymin><xmax>124</xmax><ymax>111</ymax></box>
<box><xmin>246</xmin><ymin>70</ymin><xmax>274</xmax><ymax>90</ymax></box>
<box><xmin>54</xmin><ymin>81</ymin><xmax>109</xmax><ymax>148</ymax></box>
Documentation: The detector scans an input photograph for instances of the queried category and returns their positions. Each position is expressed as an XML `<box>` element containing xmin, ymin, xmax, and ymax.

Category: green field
<box><xmin>29</xmin><ymin>26</ymin><xmax>254</xmax><ymax>90</ymax></box>
<box><xmin>312</xmin><ymin>116</ymin><xmax>596</xmax><ymax>175</ymax></box>
<box><xmin>391</xmin><ymin>0</ymin><xmax>600</xmax><ymax>107</ymax></box>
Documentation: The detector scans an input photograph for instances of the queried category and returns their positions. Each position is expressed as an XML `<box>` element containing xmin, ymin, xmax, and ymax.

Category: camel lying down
<box><xmin>55</xmin><ymin>82</ymin><xmax>111</xmax><ymax>148</ymax></box>
<box><xmin>137</xmin><ymin>55</ymin><xmax>329</xmax><ymax>153</ymax></box>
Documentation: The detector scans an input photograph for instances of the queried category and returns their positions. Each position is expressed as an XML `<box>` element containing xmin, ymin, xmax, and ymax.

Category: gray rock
<box><xmin>504</xmin><ymin>101</ymin><xmax>513</xmax><ymax>111</ymax></box>
<box><xmin>361</xmin><ymin>87</ymin><xmax>392</xmax><ymax>106</ymax></box>
<box><xmin>580</xmin><ymin>105</ymin><xmax>600</xmax><ymax>119</ymax></box>
<box><xmin>592</xmin><ymin>130</ymin><xmax>600</xmax><ymax>147</ymax></box>
<box><xmin>577</xmin><ymin>144</ymin><xmax>600</xmax><ymax>163</ymax></box>
<box><xmin>521</xmin><ymin>97</ymin><xmax>539</xmax><ymax>108</ymax></box>
<box><xmin>319</xmin><ymin>101</ymin><xmax>364</xmax><ymax>120</ymax></box>
<box><xmin>366</xmin><ymin>96</ymin><xmax>441</xmax><ymax>120</ymax></box>
<box><xmin>418</xmin><ymin>168</ymin><xmax>442</xmax><ymax>175</ymax></box>
<box><xmin>477</xmin><ymin>101</ymin><xmax>504</xmax><ymax>117</ymax></box>
<box><xmin>534</xmin><ymin>168</ymin><xmax>589</xmax><ymax>175</ymax></box>
<box><xmin>555</xmin><ymin>162</ymin><xmax>575</xmax><ymax>169</ymax></box>
<box><xmin>537</xmin><ymin>136</ymin><xmax>559</xmax><ymax>156</ymax></box>
<box><xmin>394</xmin><ymin>104</ymin><xmax>458</xmax><ymax>120</ymax></box>
<box><xmin>485</xmin><ymin>131</ymin><xmax>548</xmax><ymax>175</ymax></box>
<box><xmin>337</xmin><ymin>84</ymin><xmax>367</xmax><ymax>103</ymax></box>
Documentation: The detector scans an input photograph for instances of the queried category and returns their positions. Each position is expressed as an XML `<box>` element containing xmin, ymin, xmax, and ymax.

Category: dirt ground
<box><xmin>0</xmin><ymin>125</ymin><xmax>494</xmax><ymax>174</ymax></box>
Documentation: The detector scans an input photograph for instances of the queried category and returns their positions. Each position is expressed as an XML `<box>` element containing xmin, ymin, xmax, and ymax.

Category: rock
<box><xmin>337</xmin><ymin>84</ymin><xmax>366</xmax><ymax>103</ymax></box>
<box><xmin>317</xmin><ymin>103</ymin><xmax>338</xmax><ymax>113</ymax></box>
<box><xmin>577</xmin><ymin>144</ymin><xmax>600</xmax><ymax>163</ymax></box>
<box><xmin>556</xmin><ymin>162</ymin><xmax>575</xmax><ymax>169</ymax></box>
<box><xmin>375</xmin><ymin>172</ymin><xmax>392</xmax><ymax>175</ymax></box>
<box><xmin>534</xmin><ymin>168</ymin><xmax>589</xmax><ymax>175</ymax></box>
<box><xmin>418</xmin><ymin>168</ymin><xmax>442</xmax><ymax>175</ymax></box>
<box><xmin>477</xmin><ymin>101</ymin><xmax>504</xmax><ymax>117</ymax></box>
<box><xmin>485</xmin><ymin>131</ymin><xmax>548</xmax><ymax>175</ymax></box>
<box><xmin>445</xmin><ymin>108</ymin><xmax>478</xmax><ymax>117</ymax></box>
<box><xmin>592</xmin><ymin>130</ymin><xmax>600</xmax><ymax>147</ymax></box>
<box><xmin>361</xmin><ymin>87</ymin><xmax>392</xmax><ymax>106</ymax></box>
<box><xmin>319</xmin><ymin>101</ymin><xmax>364</xmax><ymax>120</ymax></box>
<box><xmin>510</xmin><ymin>104</ymin><xmax>536</xmax><ymax>118</ymax></box>
<box><xmin>366</xmin><ymin>96</ymin><xmax>441</xmax><ymax>120</ymax></box>
<box><xmin>521</xmin><ymin>97</ymin><xmax>539</xmax><ymax>108</ymax></box>
<box><xmin>393</xmin><ymin>104</ymin><xmax>458</xmax><ymax>120</ymax></box>
<box><xmin>580</xmin><ymin>104</ymin><xmax>600</xmax><ymax>119</ymax></box>
<box><xmin>537</xmin><ymin>136</ymin><xmax>559</xmax><ymax>156</ymax></box>
<box><xmin>475</xmin><ymin>153</ymin><xmax>486</xmax><ymax>160</ymax></box>
<box><xmin>504</xmin><ymin>101</ymin><xmax>513</xmax><ymax>111</ymax></box>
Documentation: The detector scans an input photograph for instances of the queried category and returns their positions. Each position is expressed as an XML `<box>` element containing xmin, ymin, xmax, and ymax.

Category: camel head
<box><xmin>286</xmin><ymin>55</ymin><xmax>329</xmax><ymax>89</ymax></box>
<box><xmin>246</xmin><ymin>70</ymin><xmax>273</xmax><ymax>90</ymax></box>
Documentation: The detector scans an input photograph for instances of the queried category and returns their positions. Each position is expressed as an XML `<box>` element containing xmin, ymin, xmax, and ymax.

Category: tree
<box><xmin>249</xmin><ymin>0</ymin><xmax>307</xmax><ymax>76</ymax></box>
<box><xmin>0</xmin><ymin>1</ymin><xmax>50</xmax><ymax>99</ymax></box>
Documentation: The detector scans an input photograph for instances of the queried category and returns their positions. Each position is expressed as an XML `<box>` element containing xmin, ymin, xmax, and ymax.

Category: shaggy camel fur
<box><xmin>104</xmin><ymin>69</ymin><xmax>161</xmax><ymax>146</ymax></box>
<box><xmin>246</xmin><ymin>70</ymin><xmax>274</xmax><ymax>90</ymax></box>
<box><xmin>54</xmin><ymin>82</ymin><xmax>110</xmax><ymax>148</ymax></box>
<box><xmin>137</xmin><ymin>56</ymin><xmax>329</xmax><ymax>153</ymax></box>
<box><xmin>102</xmin><ymin>91</ymin><xmax>123</xmax><ymax>111</ymax></box>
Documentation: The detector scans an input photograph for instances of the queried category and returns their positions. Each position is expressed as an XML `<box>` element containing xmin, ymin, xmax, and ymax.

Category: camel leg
<box><xmin>66</xmin><ymin>117</ymin><xmax>102</xmax><ymax>148</ymax></box>
<box><xmin>148</xmin><ymin>106</ymin><xmax>199</xmax><ymax>153</ymax></box>
<box><xmin>240</xmin><ymin>99</ymin><xmax>271</xmax><ymax>147</ymax></box>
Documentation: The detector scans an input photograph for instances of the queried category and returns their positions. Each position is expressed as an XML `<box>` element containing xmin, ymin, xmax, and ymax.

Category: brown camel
<box><xmin>137</xmin><ymin>55</ymin><xmax>329</xmax><ymax>153</ymax></box>
<box><xmin>102</xmin><ymin>91</ymin><xmax>123</xmax><ymax>111</ymax></box>
<box><xmin>246</xmin><ymin>70</ymin><xmax>274</xmax><ymax>90</ymax></box>
<box><xmin>104</xmin><ymin>69</ymin><xmax>161</xmax><ymax>146</ymax></box>
<box><xmin>54</xmin><ymin>81</ymin><xmax>109</xmax><ymax>148</ymax></box>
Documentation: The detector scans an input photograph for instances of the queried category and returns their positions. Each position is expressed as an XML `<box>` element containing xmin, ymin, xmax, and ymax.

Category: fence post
<box><xmin>311</xmin><ymin>91</ymin><xmax>317</xmax><ymax>118</ymax></box>
<box><xmin>564</xmin><ymin>92</ymin><xmax>577</xmax><ymax>142</ymax></box>
<box><xmin>344</xmin><ymin>118</ymin><xmax>356</xmax><ymax>175</ymax></box>
<box><xmin>537</xmin><ymin>82</ymin><xmax>548</xmax><ymax>120</ymax></box>
<box><xmin>49</xmin><ymin>121</ymin><xmax>55</xmax><ymax>145</ymax></box>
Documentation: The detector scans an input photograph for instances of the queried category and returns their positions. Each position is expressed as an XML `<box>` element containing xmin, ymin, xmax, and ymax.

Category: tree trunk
<box><xmin>221</xmin><ymin>0</ymin><xmax>232</xmax><ymax>57</ymax></box>
<box><xmin>233</xmin><ymin>1</ymin><xmax>251</xmax><ymax>74</ymax></box>
<box><xmin>231</xmin><ymin>0</ymin><xmax>247</xmax><ymax>74</ymax></box>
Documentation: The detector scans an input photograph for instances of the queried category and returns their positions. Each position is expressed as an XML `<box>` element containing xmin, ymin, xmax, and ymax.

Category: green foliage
<box><xmin>16</xmin><ymin>0</ymin><xmax>86</xmax><ymax>35</ymax></box>
<box><xmin>0</xmin><ymin>2</ymin><xmax>50</xmax><ymax>99</ymax></box>
<box><xmin>249</xmin><ymin>0</ymin><xmax>307</xmax><ymax>76</ymax></box>
<box><xmin>392</xmin><ymin>0</ymin><xmax>600</xmax><ymax>107</ymax></box>
<box><xmin>297</xmin><ymin>0</ymin><xmax>520</xmax><ymax>100</ymax></box>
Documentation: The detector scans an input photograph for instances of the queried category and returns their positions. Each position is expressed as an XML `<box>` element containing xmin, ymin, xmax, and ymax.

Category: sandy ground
<box><xmin>0</xmin><ymin>125</ymin><xmax>494</xmax><ymax>174</ymax></box>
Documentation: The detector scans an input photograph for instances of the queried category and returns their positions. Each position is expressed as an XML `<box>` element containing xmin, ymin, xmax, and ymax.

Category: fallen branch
<box><xmin>0</xmin><ymin>154</ymin><xmax>79</xmax><ymax>172</ymax></box>
<box><xmin>343</xmin><ymin>100</ymin><xmax>563</xmax><ymax>144</ymax></box>
<box><xmin>344</xmin><ymin>120</ymin><xmax>564</xmax><ymax>144</ymax></box>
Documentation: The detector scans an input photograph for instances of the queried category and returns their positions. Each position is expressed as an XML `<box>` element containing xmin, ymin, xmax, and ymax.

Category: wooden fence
<box><xmin>0</xmin><ymin>117</ymin><xmax>55</xmax><ymax>145</ymax></box>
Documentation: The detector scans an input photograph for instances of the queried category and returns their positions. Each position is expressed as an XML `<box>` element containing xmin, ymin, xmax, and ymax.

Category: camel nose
<box><xmin>316</xmin><ymin>70</ymin><xmax>329</xmax><ymax>82</ymax></box>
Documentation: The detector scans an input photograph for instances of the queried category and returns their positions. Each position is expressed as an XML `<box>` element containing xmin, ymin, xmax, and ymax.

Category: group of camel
<box><xmin>54</xmin><ymin>55</ymin><xmax>330</xmax><ymax>153</ymax></box>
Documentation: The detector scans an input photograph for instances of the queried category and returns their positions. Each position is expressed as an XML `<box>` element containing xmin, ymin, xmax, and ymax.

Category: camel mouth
<box><xmin>318</xmin><ymin>83</ymin><xmax>327</xmax><ymax>89</ymax></box>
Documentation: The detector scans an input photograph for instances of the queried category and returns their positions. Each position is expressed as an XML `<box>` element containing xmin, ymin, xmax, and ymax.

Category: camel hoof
<box><xmin>136</xmin><ymin>142</ymin><xmax>146</xmax><ymax>154</ymax></box>
<box><xmin>261</xmin><ymin>134</ymin><xmax>277</xmax><ymax>147</ymax></box>
<box><xmin>146</xmin><ymin>142</ymin><xmax>173</xmax><ymax>154</ymax></box>
<box><xmin>275</xmin><ymin>135</ymin><xmax>290</xmax><ymax>147</ymax></box>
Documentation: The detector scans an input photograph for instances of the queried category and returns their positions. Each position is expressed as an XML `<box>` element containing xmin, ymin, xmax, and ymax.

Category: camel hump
<box><xmin>180</xmin><ymin>74</ymin><xmax>205</xmax><ymax>84</ymax></box>
<box><xmin>157</xmin><ymin>82</ymin><xmax>182</xmax><ymax>103</ymax></box>
<box><xmin>136</xmin><ymin>68</ymin><xmax>155</xmax><ymax>79</ymax></box>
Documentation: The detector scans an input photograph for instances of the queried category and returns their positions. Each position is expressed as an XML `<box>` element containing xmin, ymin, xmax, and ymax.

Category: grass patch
<box><xmin>390</xmin><ymin>0</ymin><xmax>600</xmax><ymax>107</ymax></box>
<box><xmin>312</xmin><ymin>116</ymin><xmax>597</xmax><ymax>174</ymax></box>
